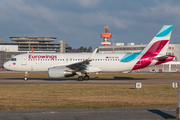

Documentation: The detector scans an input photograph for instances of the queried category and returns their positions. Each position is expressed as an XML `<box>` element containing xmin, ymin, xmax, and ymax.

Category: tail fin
<box><xmin>141</xmin><ymin>25</ymin><xmax>173</xmax><ymax>56</ymax></box>
<box><xmin>132</xmin><ymin>25</ymin><xmax>173</xmax><ymax>70</ymax></box>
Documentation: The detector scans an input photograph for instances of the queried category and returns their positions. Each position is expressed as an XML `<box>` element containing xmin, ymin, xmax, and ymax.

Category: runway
<box><xmin>0</xmin><ymin>78</ymin><xmax>180</xmax><ymax>84</ymax></box>
<box><xmin>0</xmin><ymin>107</ymin><xmax>176</xmax><ymax>120</ymax></box>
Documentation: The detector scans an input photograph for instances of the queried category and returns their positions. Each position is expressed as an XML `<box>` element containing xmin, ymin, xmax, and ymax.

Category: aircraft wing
<box><xmin>55</xmin><ymin>48</ymin><xmax>98</xmax><ymax>71</ymax></box>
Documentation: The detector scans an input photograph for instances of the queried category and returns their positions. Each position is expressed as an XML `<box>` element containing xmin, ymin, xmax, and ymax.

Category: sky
<box><xmin>0</xmin><ymin>0</ymin><xmax>180</xmax><ymax>49</ymax></box>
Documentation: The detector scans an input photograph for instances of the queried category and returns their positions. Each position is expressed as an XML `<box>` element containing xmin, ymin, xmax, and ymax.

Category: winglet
<box><xmin>88</xmin><ymin>48</ymin><xmax>98</xmax><ymax>60</ymax></box>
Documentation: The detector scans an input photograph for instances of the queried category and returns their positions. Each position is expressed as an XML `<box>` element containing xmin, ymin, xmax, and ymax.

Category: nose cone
<box><xmin>3</xmin><ymin>62</ymin><xmax>9</xmax><ymax>70</ymax></box>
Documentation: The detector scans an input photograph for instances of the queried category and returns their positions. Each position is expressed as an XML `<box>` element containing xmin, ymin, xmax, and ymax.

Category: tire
<box><xmin>84</xmin><ymin>76</ymin><xmax>90</xmax><ymax>80</ymax></box>
<box><xmin>78</xmin><ymin>76</ymin><xmax>84</xmax><ymax>81</ymax></box>
<box><xmin>24</xmin><ymin>77</ymin><xmax>28</xmax><ymax>81</ymax></box>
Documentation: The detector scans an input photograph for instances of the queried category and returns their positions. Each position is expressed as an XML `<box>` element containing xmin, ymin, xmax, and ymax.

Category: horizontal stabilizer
<box><xmin>154</xmin><ymin>55</ymin><xmax>170</xmax><ymax>61</ymax></box>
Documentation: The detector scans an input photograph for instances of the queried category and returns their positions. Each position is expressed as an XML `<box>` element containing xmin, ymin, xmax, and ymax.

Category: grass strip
<box><xmin>0</xmin><ymin>84</ymin><xmax>178</xmax><ymax>110</ymax></box>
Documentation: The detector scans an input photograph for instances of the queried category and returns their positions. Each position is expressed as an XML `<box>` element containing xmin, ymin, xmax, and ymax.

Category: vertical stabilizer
<box><xmin>141</xmin><ymin>25</ymin><xmax>173</xmax><ymax>56</ymax></box>
<box><xmin>133</xmin><ymin>25</ymin><xmax>173</xmax><ymax>70</ymax></box>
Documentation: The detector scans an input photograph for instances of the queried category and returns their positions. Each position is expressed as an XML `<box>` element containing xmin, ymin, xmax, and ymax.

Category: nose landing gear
<box><xmin>24</xmin><ymin>71</ymin><xmax>29</xmax><ymax>81</ymax></box>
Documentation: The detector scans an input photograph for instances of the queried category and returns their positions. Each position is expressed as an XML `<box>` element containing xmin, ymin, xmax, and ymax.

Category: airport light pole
<box><xmin>177</xmin><ymin>89</ymin><xmax>180</xmax><ymax>118</ymax></box>
<box><xmin>29</xmin><ymin>38</ymin><xmax>30</xmax><ymax>53</ymax></box>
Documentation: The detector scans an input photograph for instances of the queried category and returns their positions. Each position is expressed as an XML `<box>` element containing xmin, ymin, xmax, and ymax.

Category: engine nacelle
<box><xmin>48</xmin><ymin>68</ymin><xmax>76</xmax><ymax>78</ymax></box>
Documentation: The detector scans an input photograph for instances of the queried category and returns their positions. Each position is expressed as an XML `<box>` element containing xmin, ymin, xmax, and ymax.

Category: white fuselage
<box><xmin>3</xmin><ymin>53</ymin><xmax>146</xmax><ymax>72</ymax></box>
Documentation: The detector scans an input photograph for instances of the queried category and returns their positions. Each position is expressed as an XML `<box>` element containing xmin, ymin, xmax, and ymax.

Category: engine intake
<box><xmin>48</xmin><ymin>68</ymin><xmax>75</xmax><ymax>78</ymax></box>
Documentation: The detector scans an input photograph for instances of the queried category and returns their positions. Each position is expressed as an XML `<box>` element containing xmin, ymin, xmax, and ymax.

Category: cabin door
<box><xmin>21</xmin><ymin>55</ymin><xmax>27</xmax><ymax>65</ymax></box>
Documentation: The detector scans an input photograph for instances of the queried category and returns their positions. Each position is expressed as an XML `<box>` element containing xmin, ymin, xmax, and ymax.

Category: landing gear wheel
<box><xmin>84</xmin><ymin>75</ymin><xmax>90</xmax><ymax>80</ymax></box>
<box><xmin>78</xmin><ymin>76</ymin><xmax>84</xmax><ymax>81</ymax></box>
<box><xmin>24</xmin><ymin>71</ymin><xmax>29</xmax><ymax>81</ymax></box>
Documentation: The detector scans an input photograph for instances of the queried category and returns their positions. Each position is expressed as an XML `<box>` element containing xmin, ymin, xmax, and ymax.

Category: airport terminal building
<box><xmin>0</xmin><ymin>37</ymin><xmax>68</xmax><ymax>68</ymax></box>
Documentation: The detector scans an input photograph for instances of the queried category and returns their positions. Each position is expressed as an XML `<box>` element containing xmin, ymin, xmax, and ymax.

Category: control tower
<box><xmin>101</xmin><ymin>27</ymin><xmax>112</xmax><ymax>46</ymax></box>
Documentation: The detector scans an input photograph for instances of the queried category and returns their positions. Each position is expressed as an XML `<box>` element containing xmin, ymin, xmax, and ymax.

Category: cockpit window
<box><xmin>11</xmin><ymin>58</ymin><xmax>16</xmax><ymax>61</ymax></box>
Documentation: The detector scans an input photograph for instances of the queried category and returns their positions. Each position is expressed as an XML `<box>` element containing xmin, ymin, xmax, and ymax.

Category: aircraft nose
<box><xmin>3</xmin><ymin>62</ymin><xmax>9</xmax><ymax>70</ymax></box>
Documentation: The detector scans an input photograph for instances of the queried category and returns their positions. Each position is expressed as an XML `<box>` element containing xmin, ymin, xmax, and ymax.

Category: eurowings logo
<box><xmin>13</xmin><ymin>63</ymin><xmax>16</xmax><ymax>65</ymax></box>
<box><xmin>28</xmin><ymin>55</ymin><xmax>57</xmax><ymax>60</ymax></box>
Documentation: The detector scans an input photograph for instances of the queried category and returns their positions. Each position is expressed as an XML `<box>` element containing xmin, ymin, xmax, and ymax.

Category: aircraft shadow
<box><xmin>41</xmin><ymin>77</ymin><xmax>147</xmax><ymax>81</ymax></box>
<box><xmin>148</xmin><ymin>109</ymin><xmax>175</xmax><ymax>119</ymax></box>
<box><xmin>0</xmin><ymin>77</ymin><xmax>147</xmax><ymax>81</ymax></box>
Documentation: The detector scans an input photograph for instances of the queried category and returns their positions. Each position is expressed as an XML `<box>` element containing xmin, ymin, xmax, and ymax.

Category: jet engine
<box><xmin>48</xmin><ymin>68</ymin><xmax>76</xmax><ymax>78</ymax></box>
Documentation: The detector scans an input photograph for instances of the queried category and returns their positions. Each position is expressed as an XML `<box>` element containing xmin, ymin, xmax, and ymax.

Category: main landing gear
<box><xmin>24</xmin><ymin>71</ymin><xmax>29</xmax><ymax>81</ymax></box>
<box><xmin>78</xmin><ymin>74</ymin><xmax>90</xmax><ymax>81</ymax></box>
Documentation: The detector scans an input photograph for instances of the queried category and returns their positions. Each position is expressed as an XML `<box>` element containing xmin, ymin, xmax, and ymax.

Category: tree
<box><xmin>67</xmin><ymin>46</ymin><xmax>93</xmax><ymax>53</ymax></box>
<box><xmin>87</xmin><ymin>47</ymin><xmax>92</xmax><ymax>52</ymax></box>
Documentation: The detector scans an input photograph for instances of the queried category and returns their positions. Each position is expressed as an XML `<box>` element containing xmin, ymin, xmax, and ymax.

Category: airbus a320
<box><xmin>3</xmin><ymin>25</ymin><xmax>175</xmax><ymax>81</ymax></box>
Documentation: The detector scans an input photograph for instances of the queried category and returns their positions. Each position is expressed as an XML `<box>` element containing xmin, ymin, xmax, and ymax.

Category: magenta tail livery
<box><xmin>3</xmin><ymin>25</ymin><xmax>175</xmax><ymax>81</ymax></box>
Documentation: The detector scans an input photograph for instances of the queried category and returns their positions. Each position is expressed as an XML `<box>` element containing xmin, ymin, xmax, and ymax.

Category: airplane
<box><xmin>3</xmin><ymin>25</ymin><xmax>175</xmax><ymax>81</ymax></box>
